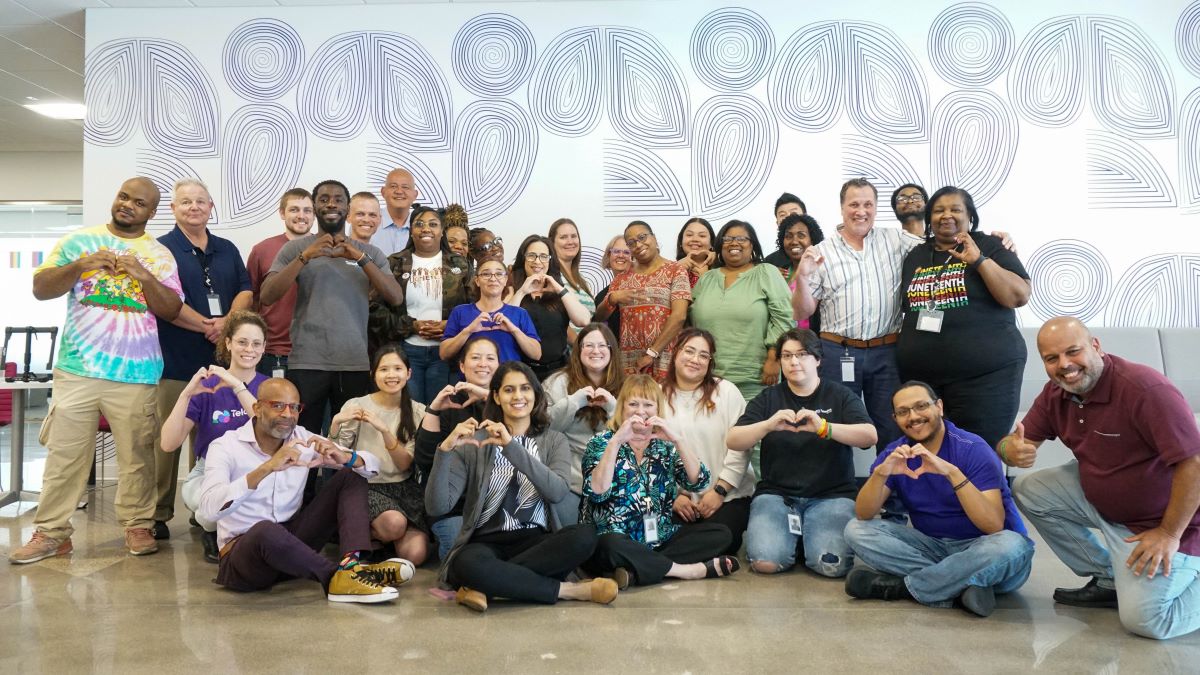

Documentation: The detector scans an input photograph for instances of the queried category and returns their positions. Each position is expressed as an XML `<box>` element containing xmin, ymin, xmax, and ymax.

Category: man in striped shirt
<box><xmin>791</xmin><ymin>179</ymin><xmax>922</xmax><ymax>451</ymax></box>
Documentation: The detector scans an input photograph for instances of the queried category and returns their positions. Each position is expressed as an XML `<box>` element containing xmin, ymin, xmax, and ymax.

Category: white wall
<box><xmin>79</xmin><ymin>0</ymin><xmax>1200</xmax><ymax>326</ymax></box>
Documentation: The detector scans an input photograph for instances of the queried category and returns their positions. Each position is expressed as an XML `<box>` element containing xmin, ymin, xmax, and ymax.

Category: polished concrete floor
<box><xmin>3</xmin><ymin>484</ymin><xmax>1199</xmax><ymax>675</ymax></box>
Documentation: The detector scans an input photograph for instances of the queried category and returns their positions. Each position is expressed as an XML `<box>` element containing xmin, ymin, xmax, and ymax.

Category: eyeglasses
<box><xmin>722</xmin><ymin>235</ymin><xmax>751</xmax><ymax>244</ymax></box>
<box><xmin>477</xmin><ymin>271</ymin><xmax>507</xmax><ymax>280</ymax></box>
<box><xmin>233</xmin><ymin>339</ymin><xmax>265</xmax><ymax>350</ymax></box>
<box><xmin>624</xmin><ymin>232</ymin><xmax>654</xmax><ymax>247</ymax></box>
<box><xmin>893</xmin><ymin>400</ymin><xmax>934</xmax><ymax>418</ymax></box>
<box><xmin>679</xmin><ymin>346</ymin><xmax>712</xmax><ymax>362</ymax></box>
<box><xmin>262</xmin><ymin>400</ymin><xmax>305</xmax><ymax>413</ymax></box>
<box><xmin>473</xmin><ymin>238</ymin><xmax>503</xmax><ymax>253</ymax></box>
<box><xmin>779</xmin><ymin>350</ymin><xmax>813</xmax><ymax>361</ymax></box>
<box><xmin>608</xmin><ymin>248</ymin><xmax>631</xmax><ymax>257</ymax></box>
<box><xmin>525</xmin><ymin>253</ymin><xmax>552</xmax><ymax>262</ymax></box>
<box><xmin>896</xmin><ymin>194</ymin><xmax>925</xmax><ymax>204</ymax></box>
<box><xmin>581</xmin><ymin>342</ymin><xmax>612</xmax><ymax>351</ymax></box>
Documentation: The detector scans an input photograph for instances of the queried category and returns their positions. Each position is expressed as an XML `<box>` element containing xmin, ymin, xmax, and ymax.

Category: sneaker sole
<box><xmin>128</xmin><ymin>546</ymin><xmax>159</xmax><ymax>556</ymax></box>
<box><xmin>9</xmin><ymin>549</ymin><xmax>68</xmax><ymax>564</ymax></box>
<box><xmin>328</xmin><ymin>588</ymin><xmax>398</xmax><ymax>604</ymax></box>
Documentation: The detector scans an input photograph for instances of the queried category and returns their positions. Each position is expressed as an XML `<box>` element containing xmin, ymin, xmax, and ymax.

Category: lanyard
<box><xmin>191</xmin><ymin>247</ymin><xmax>214</xmax><ymax>292</ymax></box>
<box><xmin>921</xmin><ymin>248</ymin><xmax>958</xmax><ymax>310</ymax></box>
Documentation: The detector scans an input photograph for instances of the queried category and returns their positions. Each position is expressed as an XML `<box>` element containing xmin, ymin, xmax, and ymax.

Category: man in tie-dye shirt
<box><xmin>9</xmin><ymin>177</ymin><xmax>185</xmax><ymax>565</ymax></box>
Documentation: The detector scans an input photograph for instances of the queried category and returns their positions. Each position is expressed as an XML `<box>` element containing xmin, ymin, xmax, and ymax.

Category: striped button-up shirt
<box><xmin>806</xmin><ymin>227</ymin><xmax>921</xmax><ymax>340</ymax></box>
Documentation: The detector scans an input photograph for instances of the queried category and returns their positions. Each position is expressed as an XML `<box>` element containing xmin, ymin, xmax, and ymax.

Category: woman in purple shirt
<box><xmin>161</xmin><ymin>310</ymin><xmax>268</xmax><ymax>563</ymax></box>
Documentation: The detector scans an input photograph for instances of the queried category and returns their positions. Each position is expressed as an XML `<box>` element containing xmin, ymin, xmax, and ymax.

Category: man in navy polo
<box><xmin>153</xmin><ymin>178</ymin><xmax>252</xmax><ymax>539</ymax></box>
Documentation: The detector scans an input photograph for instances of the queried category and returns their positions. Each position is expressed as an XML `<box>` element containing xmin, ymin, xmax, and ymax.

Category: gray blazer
<box><xmin>425</xmin><ymin>428</ymin><xmax>574</xmax><ymax>583</ymax></box>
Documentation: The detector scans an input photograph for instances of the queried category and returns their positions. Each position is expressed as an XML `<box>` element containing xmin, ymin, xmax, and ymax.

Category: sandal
<box><xmin>703</xmin><ymin>555</ymin><xmax>740</xmax><ymax>579</ymax></box>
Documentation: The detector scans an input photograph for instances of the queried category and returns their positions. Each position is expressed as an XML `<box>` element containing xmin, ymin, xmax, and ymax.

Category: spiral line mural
<box><xmin>692</xmin><ymin>94</ymin><xmax>778</xmax><ymax>219</ymax></box>
<box><xmin>769</xmin><ymin>22</ymin><xmax>842</xmax><ymax>133</ymax></box>
<box><xmin>222</xmin><ymin>104</ymin><xmax>305</xmax><ymax>227</ymax></box>
<box><xmin>930</xmin><ymin>90</ymin><xmax>1018</xmax><ymax>207</ymax></box>
<box><xmin>136</xmin><ymin>149</ymin><xmax>212</xmax><ymax>227</ymax></box>
<box><xmin>527</xmin><ymin>27</ymin><xmax>603</xmax><ymax>137</ymax></box>
<box><xmin>84</xmin><ymin>39</ymin><xmax>139</xmax><ymax>147</ymax></box>
<box><xmin>366</xmin><ymin>145</ymin><xmax>450</xmax><ymax>211</ymax></box>
<box><xmin>689</xmin><ymin>8</ymin><xmax>774</xmax><ymax>92</ymax></box>
<box><xmin>1108</xmin><ymin>255</ymin><xmax>1200</xmax><ymax>327</ymax></box>
<box><xmin>927</xmin><ymin>3</ymin><xmax>1015</xmax><ymax>87</ymax></box>
<box><xmin>453</xmin><ymin>100</ymin><xmax>538</xmax><ymax>224</ymax></box>
<box><xmin>840</xmin><ymin>135</ymin><xmax>923</xmax><ymax>199</ymax></box>
<box><xmin>453</xmin><ymin>14</ymin><xmax>536</xmax><ymax>98</ymax></box>
<box><xmin>1086</xmin><ymin>130</ymin><xmax>1176</xmax><ymax>208</ymax></box>
<box><xmin>1008</xmin><ymin>16</ymin><xmax>1084</xmax><ymax>127</ymax></box>
<box><xmin>842</xmin><ymin>22</ymin><xmax>929</xmax><ymax>144</ymax></box>
<box><xmin>297</xmin><ymin>32</ymin><xmax>369</xmax><ymax>141</ymax></box>
<box><xmin>142</xmin><ymin>40</ymin><xmax>220</xmax><ymax>157</ymax></box>
<box><xmin>1026</xmin><ymin>239</ymin><xmax>1111</xmax><ymax>322</ymax></box>
<box><xmin>222</xmin><ymin>19</ymin><xmax>304</xmax><ymax>102</ymax></box>
<box><xmin>1179</xmin><ymin>1</ymin><xmax>1200</xmax><ymax>77</ymax></box>
<box><xmin>1180</xmin><ymin>89</ymin><xmax>1200</xmax><ymax>213</ymax></box>
<box><xmin>606</xmin><ymin>27</ymin><xmax>690</xmax><ymax>148</ymax></box>
<box><xmin>1086</xmin><ymin>17</ymin><xmax>1174</xmax><ymax>139</ymax></box>
<box><xmin>603</xmin><ymin>139</ymin><xmax>689</xmax><ymax>217</ymax></box>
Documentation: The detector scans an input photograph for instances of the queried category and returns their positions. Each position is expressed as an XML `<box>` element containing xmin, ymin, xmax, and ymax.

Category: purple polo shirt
<box><xmin>1022</xmin><ymin>354</ymin><xmax>1200</xmax><ymax>555</ymax></box>
<box><xmin>185</xmin><ymin>373</ymin><xmax>267</xmax><ymax>460</ymax></box>
<box><xmin>876</xmin><ymin>421</ymin><xmax>1027</xmax><ymax>540</ymax></box>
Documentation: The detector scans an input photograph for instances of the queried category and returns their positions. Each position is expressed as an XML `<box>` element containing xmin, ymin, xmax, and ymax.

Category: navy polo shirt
<box><xmin>156</xmin><ymin>226</ymin><xmax>251</xmax><ymax>381</ymax></box>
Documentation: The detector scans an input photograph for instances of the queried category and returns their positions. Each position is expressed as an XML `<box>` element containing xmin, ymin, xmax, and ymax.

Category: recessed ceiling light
<box><xmin>24</xmin><ymin>102</ymin><xmax>86</xmax><ymax>120</ymax></box>
<box><xmin>25</xmin><ymin>96</ymin><xmax>38</xmax><ymax>101</ymax></box>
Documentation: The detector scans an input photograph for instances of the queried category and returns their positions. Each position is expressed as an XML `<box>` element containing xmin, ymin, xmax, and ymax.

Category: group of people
<box><xmin>8</xmin><ymin>169</ymin><xmax>1199</xmax><ymax>640</ymax></box>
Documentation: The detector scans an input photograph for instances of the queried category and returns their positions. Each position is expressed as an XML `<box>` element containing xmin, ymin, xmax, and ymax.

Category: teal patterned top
<box><xmin>580</xmin><ymin>430</ymin><xmax>710</xmax><ymax>546</ymax></box>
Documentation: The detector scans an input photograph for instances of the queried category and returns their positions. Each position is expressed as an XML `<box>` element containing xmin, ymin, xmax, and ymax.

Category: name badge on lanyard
<box><xmin>207</xmin><ymin>292</ymin><xmax>222</xmax><ymax>316</ymax></box>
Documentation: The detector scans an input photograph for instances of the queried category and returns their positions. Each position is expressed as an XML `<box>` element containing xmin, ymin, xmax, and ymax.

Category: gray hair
<box><xmin>173</xmin><ymin>178</ymin><xmax>212</xmax><ymax>202</ymax></box>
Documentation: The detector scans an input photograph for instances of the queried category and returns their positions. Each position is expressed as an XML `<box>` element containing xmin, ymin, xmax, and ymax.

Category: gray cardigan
<box><xmin>425</xmin><ymin>428</ymin><xmax>574</xmax><ymax>583</ymax></box>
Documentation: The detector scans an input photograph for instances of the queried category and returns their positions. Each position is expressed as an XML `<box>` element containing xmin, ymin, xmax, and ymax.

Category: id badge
<box><xmin>643</xmin><ymin>514</ymin><xmax>660</xmax><ymax>545</ymax></box>
<box><xmin>840</xmin><ymin>356</ymin><xmax>855</xmax><ymax>382</ymax></box>
<box><xmin>916</xmin><ymin>308</ymin><xmax>944</xmax><ymax>333</ymax></box>
<box><xmin>787</xmin><ymin>512</ymin><xmax>803</xmax><ymax>535</ymax></box>
<box><xmin>272</xmin><ymin>368</ymin><xmax>285</xmax><ymax>379</ymax></box>
<box><xmin>206</xmin><ymin>292</ymin><xmax>222</xmax><ymax>316</ymax></box>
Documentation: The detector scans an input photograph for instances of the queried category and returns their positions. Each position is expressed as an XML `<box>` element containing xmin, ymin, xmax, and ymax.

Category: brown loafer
<box><xmin>590</xmin><ymin>578</ymin><xmax>619</xmax><ymax>605</ymax></box>
<box><xmin>611</xmin><ymin>567</ymin><xmax>632</xmax><ymax>590</ymax></box>
<box><xmin>456</xmin><ymin>586</ymin><xmax>488</xmax><ymax>612</ymax></box>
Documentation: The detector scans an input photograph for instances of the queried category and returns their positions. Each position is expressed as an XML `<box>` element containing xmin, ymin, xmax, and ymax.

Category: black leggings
<box><xmin>587</xmin><ymin>522</ymin><xmax>731</xmax><ymax>586</ymax></box>
<box><xmin>702</xmin><ymin>497</ymin><xmax>751</xmax><ymax>555</ymax></box>
<box><xmin>448</xmin><ymin>525</ymin><xmax>598</xmax><ymax>604</ymax></box>
<box><xmin>287</xmin><ymin>368</ymin><xmax>370</xmax><ymax>436</ymax></box>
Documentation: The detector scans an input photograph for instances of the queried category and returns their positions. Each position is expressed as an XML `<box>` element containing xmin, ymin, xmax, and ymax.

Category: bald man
<box><xmin>198</xmin><ymin>378</ymin><xmax>411</xmax><ymax>604</ymax></box>
<box><xmin>11</xmin><ymin>177</ymin><xmax>185</xmax><ymax>564</ymax></box>
<box><xmin>373</xmin><ymin>168</ymin><xmax>419</xmax><ymax>256</ymax></box>
<box><xmin>999</xmin><ymin>317</ymin><xmax>1200</xmax><ymax>639</ymax></box>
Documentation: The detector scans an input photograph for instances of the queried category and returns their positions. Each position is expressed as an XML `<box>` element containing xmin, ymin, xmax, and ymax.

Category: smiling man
<box><xmin>843</xmin><ymin>381</ymin><xmax>1033</xmax><ymax>618</ymax></box>
<box><xmin>373</xmin><ymin>167</ymin><xmax>419</xmax><ymax>256</ymax></box>
<box><xmin>260</xmin><ymin>180</ymin><xmax>403</xmax><ymax>435</ymax></box>
<box><xmin>347</xmin><ymin>191</ymin><xmax>382</xmax><ymax>244</ymax></box>
<box><xmin>727</xmin><ymin>328</ymin><xmax>877</xmax><ymax>578</ymax></box>
<box><xmin>10</xmin><ymin>177</ymin><xmax>184</xmax><ymax>563</ymax></box>
<box><xmin>999</xmin><ymin>317</ymin><xmax>1200</xmax><ymax>640</ymax></box>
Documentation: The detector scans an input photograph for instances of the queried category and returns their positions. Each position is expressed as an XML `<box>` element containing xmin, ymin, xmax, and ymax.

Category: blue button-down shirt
<box><xmin>371</xmin><ymin>220</ymin><xmax>410</xmax><ymax>257</ymax></box>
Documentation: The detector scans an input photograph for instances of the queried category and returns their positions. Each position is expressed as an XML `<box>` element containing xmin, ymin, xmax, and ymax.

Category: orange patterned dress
<box><xmin>610</xmin><ymin>260</ymin><xmax>692</xmax><ymax>379</ymax></box>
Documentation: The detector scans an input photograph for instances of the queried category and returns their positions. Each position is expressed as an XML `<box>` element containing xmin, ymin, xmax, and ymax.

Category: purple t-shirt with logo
<box><xmin>186</xmin><ymin>373</ymin><xmax>268</xmax><ymax>459</ymax></box>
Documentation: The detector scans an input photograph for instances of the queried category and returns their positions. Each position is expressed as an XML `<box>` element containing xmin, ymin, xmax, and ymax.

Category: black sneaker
<box><xmin>845</xmin><ymin>567</ymin><xmax>912</xmax><ymax>601</ymax></box>
<box><xmin>201</xmin><ymin>530</ymin><xmax>219</xmax><ymax>564</ymax></box>
<box><xmin>1053</xmin><ymin>577</ymin><xmax>1118</xmax><ymax>608</ymax></box>
<box><xmin>151</xmin><ymin>520</ymin><xmax>170</xmax><ymax>540</ymax></box>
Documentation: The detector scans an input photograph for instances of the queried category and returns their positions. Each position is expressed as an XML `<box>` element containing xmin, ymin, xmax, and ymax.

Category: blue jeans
<box><xmin>431</xmin><ymin>516</ymin><xmax>464</xmax><ymax>562</ymax></box>
<box><xmin>1014</xmin><ymin>461</ymin><xmax>1200</xmax><ymax>640</ymax></box>
<box><xmin>745</xmin><ymin>494</ymin><xmax>855</xmax><ymax>577</ymax></box>
<box><xmin>818</xmin><ymin>339</ymin><xmax>901</xmax><ymax>451</ymax></box>
<box><xmin>844</xmin><ymin>518</ymin><xmax>1033</xmax><ymax>606</ymax></box>
<box><xmin>403</xmin><ymin>342</ymin><xmax>451</xmax><ymax>405</ymax></box>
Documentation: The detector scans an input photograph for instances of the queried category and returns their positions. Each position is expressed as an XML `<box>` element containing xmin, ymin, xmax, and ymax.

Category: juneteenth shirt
<box><xmin>37</xmin><ymin>224</ymin><xmax>184</xmax><ymax>385</ymax></box>
<box><xmin>896</xmin><ymin>232</ymin><xmax>1029</xmax><ymax>381</ymax></box>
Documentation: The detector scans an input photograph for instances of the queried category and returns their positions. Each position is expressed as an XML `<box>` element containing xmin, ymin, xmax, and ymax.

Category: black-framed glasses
<box><xmin>624</xmin><ymin>232</ymin><xmax>654</xmax><ymax>247</ymax></box>
<box><xmin>722</xmin><ymin>235</ymin><xmax>751</xmax><ymax>244</ymax></box>
<box><xmin>893</xmin><ymin>401</ymin><xmax>934</xmax><ymax>418</ymax></box>
<box><xmin>896</xmin><ymin>194</ymin><xmax>925</xmax><ymax>204</ymax></box>
<box><xmin>477</xmin><ymin>271</ymin><xmax>507</xmax><ymax>280</ymax></box>
<box><xmin>779</xmin><ymin>350</ymin><xmax>813</xmax><ymax>361</ymax></box>
<box><xmin>473</xmin><ymin>237</ymin><xmax>503</xmax><ymax>253</ymax></box>
<box><xmin>524</xmin><ymin>252</ymin><xmax>552</xmax><ymax>262</ymax></box>
<box><xmin>262</xmin><ymin>400</ymin><xmax>305</xmax><ymax>413</ymax></box>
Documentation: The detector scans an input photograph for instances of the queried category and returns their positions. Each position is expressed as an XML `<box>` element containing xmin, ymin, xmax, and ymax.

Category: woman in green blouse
<box><xmin>581</xmin><ymin>375</ymin><xmax>739</xmax><ymax>587</ymax></box>
<box><xmin>689</xmin><ymin>220</ymin><xmax>794</xmax><ymax>402</ymax></box>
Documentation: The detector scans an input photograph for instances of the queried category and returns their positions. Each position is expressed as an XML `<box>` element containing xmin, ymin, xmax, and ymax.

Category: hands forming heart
<box><xmin>877</xmin><ymin>444</ymin><xmax>953</xmax><ymax>479</ymax></box>
<box><xmin>577</xmin><ymin>386</ymin><xmax>614</xmax><ymax>409</ymax></box>
<box><xmin>768</xmin><ymin>408</ymin><xmax>822</xmax><ymax>434</ymax></box>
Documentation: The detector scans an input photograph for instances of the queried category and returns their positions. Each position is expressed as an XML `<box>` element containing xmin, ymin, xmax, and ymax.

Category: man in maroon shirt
<box><xmin>246</xmin><ymin>188</ymin><xmax>312</xmax><ymax>378</ymax></box>
<box><xmin>1000</xmin><ymin>317</ymin><xmax>1200</xmax><ymax>639</ymax></box>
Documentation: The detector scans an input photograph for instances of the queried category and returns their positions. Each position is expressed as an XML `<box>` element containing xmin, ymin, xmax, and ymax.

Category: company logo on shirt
<box><xmin>211</xmin><ymin>409</ymin><xmax>248</xmax><ymax>425</ymax></box>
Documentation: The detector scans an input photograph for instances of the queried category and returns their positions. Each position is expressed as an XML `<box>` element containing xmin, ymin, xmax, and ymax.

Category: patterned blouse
<box><xmin>581</xmin><ymin>430</ymin><xmax>710</xmax><ymax>546</ymax></box>
<box><xmin>610</xmin><ymin>261</ymin><xmax>691</xmax><ymax>379</ymax></box>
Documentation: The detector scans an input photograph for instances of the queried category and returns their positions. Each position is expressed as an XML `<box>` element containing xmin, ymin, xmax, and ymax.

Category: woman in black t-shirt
<box><xmin>896</xmin><ymin>186</ymin><xmax>1032</xmax><ymax>449</ymax></box>
<box><xmin>507</xmin><ymin>235</ymin><xmax>592</xmax><ymax>381</ymax></box>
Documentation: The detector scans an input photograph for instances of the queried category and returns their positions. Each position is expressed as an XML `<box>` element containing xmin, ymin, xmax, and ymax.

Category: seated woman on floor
<box><xmin>425</xmin><ymin>361</ymin><xmax>618</xmax><ymax>612</ymax></box>
<box><xmin>581</xmin><ymin>375</ymin><xmax>740</xmax><ymax>588</ymax></box>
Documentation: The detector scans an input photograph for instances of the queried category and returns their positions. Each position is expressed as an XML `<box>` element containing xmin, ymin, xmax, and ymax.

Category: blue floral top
<box><xmin>581</xmin><ymin>430</ymin><xmax>710</xmax><ymax>546</ymax></box>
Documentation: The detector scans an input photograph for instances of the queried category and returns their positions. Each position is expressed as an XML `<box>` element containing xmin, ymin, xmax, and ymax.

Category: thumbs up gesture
<box><xmin>1000</xmin><ymin>422</ymin><xmax>1038</xmax><ymax>468</ymax></box>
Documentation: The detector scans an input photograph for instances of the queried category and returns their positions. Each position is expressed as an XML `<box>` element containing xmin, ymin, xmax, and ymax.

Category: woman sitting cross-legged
<box><xmin>581</xmin><ymin>375</ymin><xmax>740</xmax><ymax>587</ymax></box>
<box><xmin>425</xmin><ymin>361</ymin><xmax>618</xmax><ymax>612</ymax></box>
<box><xmin>331</xmin><ymin>345</ymin><xmax>427</xmax><ymax>569</ymax></box>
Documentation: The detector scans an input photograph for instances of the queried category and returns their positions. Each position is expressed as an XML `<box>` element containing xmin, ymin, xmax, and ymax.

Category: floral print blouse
<box><xmin>581</xmin><ymin>429</ymin><xmax>710</xmax><ymax>546</ymax></box>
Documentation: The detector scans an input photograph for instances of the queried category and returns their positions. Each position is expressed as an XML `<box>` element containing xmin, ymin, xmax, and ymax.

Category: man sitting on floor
<box><xmin>844</xmin><ymin>381</ymin><xmax>1034</xmax><ymax>617</ymax></box>
<box><xmin>198</xmin><ymin>378</ymin><xmax>411</xmax><ymax>604</ymax></box>
<box><xmin>1001</xmin><ymin>317</ymin><xmax>1200</xmax><ymax>640</ymax></box>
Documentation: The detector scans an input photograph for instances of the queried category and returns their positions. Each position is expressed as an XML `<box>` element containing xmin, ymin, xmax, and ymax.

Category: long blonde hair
<box><xmin>608</xmin><ymin>374</ymin><xmax>667</xmax><ymax>431</ymax></box>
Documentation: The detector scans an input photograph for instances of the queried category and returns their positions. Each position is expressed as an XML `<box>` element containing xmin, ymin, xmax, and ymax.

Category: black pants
<box><xmin>448</xmin><ymin>525</ymin><xmax>598</xmax><ymax>604</ymax></box>
<box><xmin>588</xmin><ymin>522</ymin><xmax>731</xmax><ymax>586</ymax></box>
<box><xmin>287</xmin><ymin>369</ymin><xmax>370</xmax><ymax>435</ymax></box>
<box><xmin>907</xmin><ymin>360</ymin><xmax>1024</xmax><ymax>450</ymax></box>
<box><xmin>256</xmin><ymin>353</ymin><xmax>289</xmax><ymax>378</ymax></box>
<box><xmin>702</xmin><ymin>497</ymin><xmax>751</xmax><ymax>555</ymax></box>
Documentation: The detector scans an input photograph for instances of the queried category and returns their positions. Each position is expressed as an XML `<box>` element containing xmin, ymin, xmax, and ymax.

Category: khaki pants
<box><xmin>153</xmin><ymin>378</ymin><xmax>188</xmax><ymax>522</ymax></box>
<box><xmin>34</xmin><ymin>370</ymin><xmax>158</xmax><ymax>539</ymax></box>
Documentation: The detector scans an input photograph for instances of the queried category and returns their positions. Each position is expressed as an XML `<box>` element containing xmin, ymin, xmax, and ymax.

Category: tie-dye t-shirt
<box><xmin>38</xmin><ymin>224</ymin><xmax>184</xmax><ymax>385</ymax></box>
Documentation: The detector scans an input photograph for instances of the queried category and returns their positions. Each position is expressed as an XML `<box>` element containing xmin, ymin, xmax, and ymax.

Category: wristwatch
<box><xmin>714</xmin><ymin>484</ymin><xmax>728</xmax><ymax>498</ymax></box>
<box><xmin>356</xmin><ymin>252</ymin><xmax>370</xmax><ymax>268</ymax></box>
<box><xmin>645</xmin><ymin>347</ymin><xmax>659</xmax><ymax>359</ymax></box>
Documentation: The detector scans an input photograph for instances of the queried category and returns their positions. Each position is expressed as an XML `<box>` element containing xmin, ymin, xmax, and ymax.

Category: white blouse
<box><xmin>666</xmin><ymin>378</ymin><xmax>754</xmax><ymax>501</ymax></box>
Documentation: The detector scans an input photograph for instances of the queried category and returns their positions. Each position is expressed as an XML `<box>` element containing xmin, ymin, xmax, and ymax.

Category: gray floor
<box><xmin>3</xmin><ymin>488</ymin><xmax>1200</xmax><ymax>674</ymax></box>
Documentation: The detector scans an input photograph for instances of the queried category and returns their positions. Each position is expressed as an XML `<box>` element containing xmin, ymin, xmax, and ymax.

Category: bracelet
<box><xmin>952</xmin><ymin>477</ymin><xmax>970</xmax><ymax>491</ymax></box>
<box><xmin>233</xmin><ymin>384</ymin><xmax>248</xmax><ymax>395</ymax></box>
<box><xmin>298</xmin><ymin>252</ymin><xmax>308</xmax><ymax>265</ymax></box>
<box><xmin>645</xmin><ymin>347</ymin><xmax>659</xmax><ymax>358</ymax></box>
<box><xmin>343</xmin><ymin>449</ymin><xmax>359</xmax><ymax>469</ymax></box>
<box><xmin>968</xmin><ymin>254</ymin><xmax>988</xmax><ymax>270</ymax></box>
<box><xmin>557</xmin><ymin>287</ymin><xmax>569</xmax><ymax>298</ymax></box>
<box><xmin>356</xmin><ymin>253</ymin><xmax>370</xmax><ymax>268</ymax></box>
<box><xmin>816</xmin><ymin>418</ymin><xmax>830</xmax><ymax>439</ymax></box>
<box><xmin>996</xmin><ymin>437</ymin><xmax>1010</xmax><ymax>464</ymax></box>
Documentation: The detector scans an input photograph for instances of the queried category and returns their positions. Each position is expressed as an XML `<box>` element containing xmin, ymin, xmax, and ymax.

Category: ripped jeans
<box><xmin>745</xmin><ymin>494</ymin><xmax>855</xmax><ymax>577</ymax></box>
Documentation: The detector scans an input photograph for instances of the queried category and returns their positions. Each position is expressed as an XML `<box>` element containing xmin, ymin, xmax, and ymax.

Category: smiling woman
<box><xmin>507</xmin><ymin>235</ymin><xmax>592</xmax><ymax>380</ymax></box>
